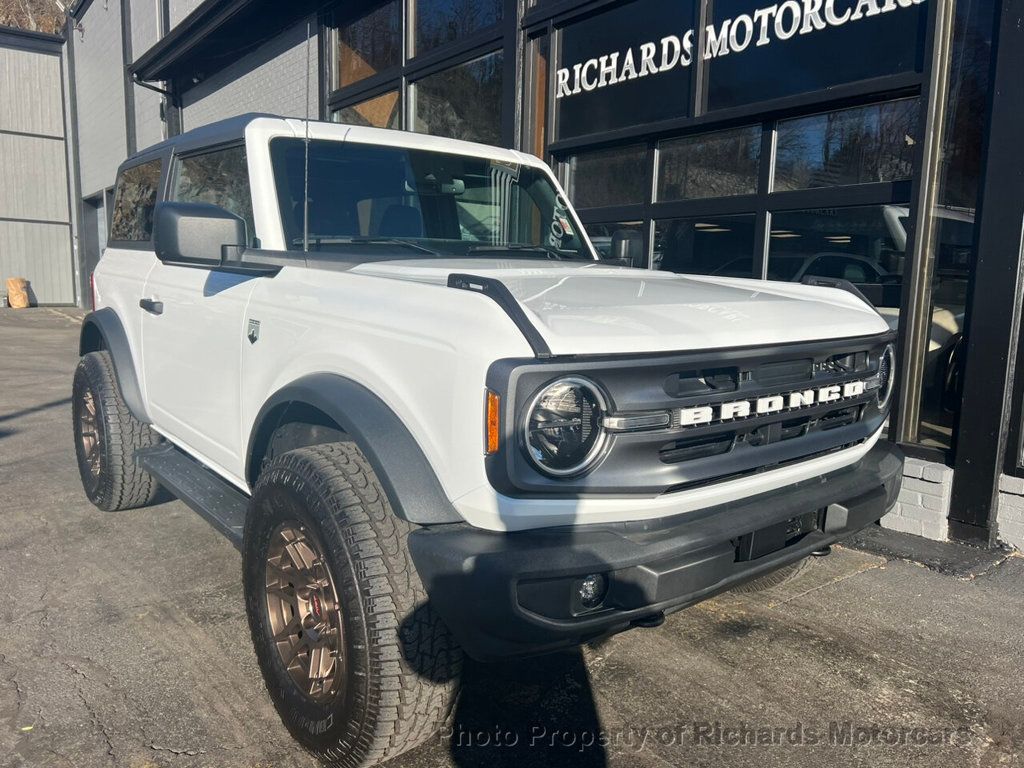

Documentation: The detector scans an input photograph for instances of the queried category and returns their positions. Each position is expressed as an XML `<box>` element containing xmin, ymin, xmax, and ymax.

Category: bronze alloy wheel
<box><xmin>77</xmin><ymin>388</ymin><xmax>103</xmax><ymax>484</ymax></box>
<box><xmin>264</xmin><ymin>522</ymin><xmax>345</xmax><ymax>703</ymax></box>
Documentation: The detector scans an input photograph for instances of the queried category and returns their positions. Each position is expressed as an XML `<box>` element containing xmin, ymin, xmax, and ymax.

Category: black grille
<box><xmin>485</xmin><ymin>332</ymin><xmax>894</xmax><ymax>497</ymax></box>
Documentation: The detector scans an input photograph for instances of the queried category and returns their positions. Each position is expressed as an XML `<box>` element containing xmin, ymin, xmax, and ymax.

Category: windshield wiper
<box><xmin>466</xmin><ymin>244</ymin><xmax>581</xmax><ymax>259</ymax></box>
<box><xmin>291</xmin><ymin>236</ymin><xmax>439</xmax><ymax>255</ymax></box>
<box><xmin>348</xmin><ymin>237</ymin><xmax>439</xmax><ymax>255</ymax></box>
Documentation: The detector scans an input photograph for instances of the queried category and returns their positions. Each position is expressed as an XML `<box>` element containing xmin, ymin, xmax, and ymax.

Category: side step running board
<box><xmin>136</xmin><ymin>443</ymin><xmax>248</xmax><ymax>549</ymax></box>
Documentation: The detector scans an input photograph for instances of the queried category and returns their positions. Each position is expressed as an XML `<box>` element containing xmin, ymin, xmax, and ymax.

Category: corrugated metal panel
<box><xmin>0</xmin><ymin>46</ymin><xmax>63</xmax><ymax>137</ymax></box>
<box><xmin>0</xmin><ymin>220</ymin><xmax>74</xmax><ymax>304</ymax></box>
<box><xmin>0</xmin><ymin>133</ymin><xmax>70</xmax><ymax>222</ymax></box>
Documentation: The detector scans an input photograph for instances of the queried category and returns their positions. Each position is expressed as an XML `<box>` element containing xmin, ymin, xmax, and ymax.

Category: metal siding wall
<box><xmin>0</xmin><ymin>221</ymin><xmax>72</xmax><ymax>304</ymax></box>
<box><xmin>0</xmin><ymin>39</ymin><xmax>74</xmax><ymax>305</ymax></box>
<box><xmin>168</xmin><ymin>0</ymin><xmax>204</xmax><ymax>29</ymax></box>
<box><xmin>0</xmin><ymin>133</ymin><xmax>70</xmax><ymax>221</ymax></box>
<box><xmin>131</xmin><ymin>0</ymin><xmax>165</xmax><ymax>150</ymax></box>
<box><xmin>72</xmin><ymin>0</ymin><xmax>129</xmax><ymax>196</ymax></box>
<box><xmin>181</xmin><ymin>19</ymin><xmax>320</xmax><ymax>130</ymax></box>
<box><xmin>0</xmin><ymin>46</ymin><xmax>64</xmax><ymax>137</ymax></box>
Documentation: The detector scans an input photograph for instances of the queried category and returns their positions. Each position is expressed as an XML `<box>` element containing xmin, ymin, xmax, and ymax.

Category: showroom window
<box><xmin>328</xmin><ymin>0</ymin><xmax>508</xmax><ymax>146</ymax></box>
<box><xmin>411</xmin><ymin>52</ymin><xmax>504</xmax><ymax>145</ymax></box>
<box><xmin>567</xmin><ymin>144</ymin><xmax>648</xmax><ymax>210</ymax></box>
<box><xmin>413</xmin><ymin>0</ymin><xmax>502</xmax><ymax>55</ymax></box>
<box><xmin>334</xmin><ymin>0</ymin><xmax>401</xmax><ymax>89</ymax></box>
<box><xmin>331</xmin><ymin>90</ymin><xmax>401</xmax><ymax>129</ymax></box>
<box><xmin>657</xmin><ymin>126</ymin><xmax>761</xmax><ymax>202</ymax></box>
<box><xmin>774</xmin><ymin>99</ymin><xmax>920</xmax><ymax>191</ymax></box>
<box><xmin>655</xmin><ymin>215</ymin><xmax>758</xmax><ymax>276</ymax></box>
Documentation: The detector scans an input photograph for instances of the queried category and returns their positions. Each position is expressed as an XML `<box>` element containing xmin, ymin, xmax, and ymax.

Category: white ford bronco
<box><xmin>73</xmin><ymin>114</ymin><xmax>903</xmax><ymax>766</ymax></box>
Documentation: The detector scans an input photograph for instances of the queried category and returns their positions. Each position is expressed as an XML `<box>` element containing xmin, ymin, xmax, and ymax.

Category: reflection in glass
<box><xmin>173</xmin><ymin>146</ymin><xmax>255</xmax><ymax>243</ymax></box>
<box><xmin>585</xmin><ymin>221</ymin><xmax>645</xmax><ymax>263</ymax></box>
<box><xmin>523</xmin><ymin>34</ymin><xmax>549</xmax><ymax>159</ymax></box>
<box><xmin>774</xmin><ymin>99</ymin><xmax>919</xmax><ymax>191</ymax></box>
<box><xmin>414</xmin><ymin>0</ymin><xmax>502</xmax><ymax>55</ymax></box>
<box><xmin>654</xmin><ymin>215</ymin><xmax>757</xmax><ymax>276</ymax></box>
<box><xmin>657</xmin><ymin>126</ymin><xmax>761</xmax><ymax>201</ymax></box>
<box><xmin>567</xmin><ymin>144</ymin><xmax>647</xmax><ymax>209</ymax></box>
<box><xmin>914</xmin><ymin>0</ymin><xmax>994</xmax><ymax>452</ymax></box>
<box><xmin>335</xmin><ymin>1</ymin><xmax>401</xmax><ymax>89</ymax></box>
<box><xmin>333</xmin><ymin>91</ymin><xmax>401</xmax><ymax>129</ymax></box>
<box><xmin>767</xmin><ymin>206</ymin><xmax>906</xmax><ymax>309</ymax></box>
<box><xmin>412</xmin><ymin>52</ymin><xmax>503</xmax><ymax>145</ymax></box>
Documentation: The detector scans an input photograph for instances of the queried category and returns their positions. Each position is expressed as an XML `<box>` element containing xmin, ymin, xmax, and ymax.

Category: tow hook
<box><xmin>631</xmin><ymin>612</ymin><xmax>665</xmax><ymax>629</ymax></box>
<box><xmin>811</xmin><ymin>545</ymin><xmax>832</xmax><ymax>557</ymax></box>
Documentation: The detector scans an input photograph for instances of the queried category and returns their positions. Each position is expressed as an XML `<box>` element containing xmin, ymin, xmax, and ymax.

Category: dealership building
<box><xmin>2</xmin><ymin>0</ymin><xmax>1023</xmax><ymax>550</ymax></box>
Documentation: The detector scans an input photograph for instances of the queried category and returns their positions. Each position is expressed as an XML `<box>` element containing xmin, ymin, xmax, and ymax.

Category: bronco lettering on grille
<box><xmin>679</xmin><ymin>380</ymin><xmax>867</xmax><ymax>427</ymax></box>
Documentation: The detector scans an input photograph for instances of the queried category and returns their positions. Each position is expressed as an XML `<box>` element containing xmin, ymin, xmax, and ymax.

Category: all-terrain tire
<box><xmin>72</xmin><ymin>350</ymin><xmax>161</xmax><ymax>511</ymax></box>
<box><xmin>243</xmin><ymin>442</ymin><xmax>462</xmax><ymax>768</ymax></box>
<box><xmin>731</xmin><ymin>558</ymin><xmax>812</xmax><ymax>594</ymax></box>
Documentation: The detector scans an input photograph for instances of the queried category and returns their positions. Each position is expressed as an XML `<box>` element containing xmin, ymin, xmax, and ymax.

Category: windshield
<box><xmin>269</xmin><ymin>137</ymin><xmax>596</xmax><ymax>261</ymax></box>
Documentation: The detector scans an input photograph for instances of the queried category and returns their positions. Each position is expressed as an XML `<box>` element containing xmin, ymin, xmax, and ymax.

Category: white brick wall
<box><xmin>996</xmin><ymin>475</ymin><xmax>1024</xmax><ymax>550</ymax></box>
<box><xmin>881</xmin><ymin>457</ymin><xmax>951</xmax><ymax>541</ymax></box>
<box><xmin>72</xmin><ymin>0</ymin><xmax>129</xmax><ymax>196</ymax></box>
<box><xmin>181</xmin><ymin>19</ymin><xmax>319</xmax><ymax>131</ymax></box>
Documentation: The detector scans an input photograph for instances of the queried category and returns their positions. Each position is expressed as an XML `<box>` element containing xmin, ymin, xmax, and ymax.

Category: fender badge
<box><xmin>247</xmin><ymin>319</ymin><xmax>261</xmax><ymax>344</ymax></box>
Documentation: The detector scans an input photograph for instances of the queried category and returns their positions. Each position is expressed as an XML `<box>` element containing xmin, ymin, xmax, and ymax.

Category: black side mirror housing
<box><xmin>153</xmin><ymin>201</ymin><xmax>246</xmax><ymax>267</ymax></box>
<box><xmin>610</xmin><ymin>229</ymin><xmax>646</xmax><ymax>268</ymax></box>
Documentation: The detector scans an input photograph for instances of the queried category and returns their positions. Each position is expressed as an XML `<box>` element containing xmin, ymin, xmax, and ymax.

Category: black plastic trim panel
<box><xmin>485</xmin><ymin>331</ymin><xmax>895</xmax><ymax>497</ymax></box>
<box><xmin>79</xmin><ymin>308</ymin><xmax>150</xmax><ymax>422</ymax></box>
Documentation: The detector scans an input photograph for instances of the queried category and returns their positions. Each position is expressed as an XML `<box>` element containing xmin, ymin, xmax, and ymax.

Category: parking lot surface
<box><xmin>1</xmin><ymin>307</ymin><xmax>1022</xmax><ymax>768</ymax></box>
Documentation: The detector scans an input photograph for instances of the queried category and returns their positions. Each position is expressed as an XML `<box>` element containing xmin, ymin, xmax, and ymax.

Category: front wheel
<box><xmin>243</xmin><ymin>443</ymin><xmax>461</xmax><ymax>767</ymax></box>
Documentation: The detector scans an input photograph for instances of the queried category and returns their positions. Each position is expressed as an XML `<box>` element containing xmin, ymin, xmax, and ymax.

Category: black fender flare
<box><xmin>79</xmin><ymin>308</ymin><xmax>150</xmax><ymax>422</ymax></box>
<box><xmin>247</xmin><ymin>374</ymin><xmax>462</xmax><ymax>525</ymax></box>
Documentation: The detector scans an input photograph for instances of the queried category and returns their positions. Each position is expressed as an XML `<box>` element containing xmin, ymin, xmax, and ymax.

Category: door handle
<box><xmin>139</xmin><ymin>298</ymin><xmax>164</xmax><ymax>315</ymax></box>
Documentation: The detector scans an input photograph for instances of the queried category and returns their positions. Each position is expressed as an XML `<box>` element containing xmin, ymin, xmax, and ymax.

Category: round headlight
<box><xmin>877</xmin><ymin>344</ymin><xmax>895</xmax><ymax>410</ymax></box>
<box><xmin>524</xmin><ymin>377</ymin><xmax>607</xmax><ymax>476</ymax></box>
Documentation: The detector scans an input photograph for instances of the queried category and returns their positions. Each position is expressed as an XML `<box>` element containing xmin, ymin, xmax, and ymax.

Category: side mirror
<box><xmin>153</xmin><ymin>201</ymin><xmax>246</xmax><ymax>267</ymax></box>
<box><xmin>610</xmin><ymin>229</ymin><xmax>646</xmax><ymax>268</ymax></box>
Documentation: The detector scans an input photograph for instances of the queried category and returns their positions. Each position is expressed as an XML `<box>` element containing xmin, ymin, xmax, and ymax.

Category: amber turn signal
<box><xmin>485</xmin><ymin>390</ymin><xmax>501</xmax><ymax>455</ymax></box>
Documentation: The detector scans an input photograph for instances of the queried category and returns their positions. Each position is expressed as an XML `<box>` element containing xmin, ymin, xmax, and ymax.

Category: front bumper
<box><xmin>409</xmin><ymin>441</ymin><xmax>903</xmax><ymax>661</ymax></box>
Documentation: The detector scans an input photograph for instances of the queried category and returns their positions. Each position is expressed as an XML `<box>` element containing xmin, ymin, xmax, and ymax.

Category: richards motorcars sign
<box><xmin>555</xmin><ymin>0</ymin><xmax>928</xmax><ymax>138</ymax></box>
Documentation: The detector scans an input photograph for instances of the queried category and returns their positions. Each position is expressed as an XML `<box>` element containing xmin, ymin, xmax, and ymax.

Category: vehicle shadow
<box><xmin>399</xmin><ymin>530</ymin><xmax>657</xmax><ymax>768</ymax></box>
<box><xmin>443</xmin><ymin>649</ymin><xmax>608</xmax><ymax>767</ymax></box>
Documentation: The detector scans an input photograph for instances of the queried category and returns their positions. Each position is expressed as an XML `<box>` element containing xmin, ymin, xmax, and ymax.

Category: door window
<box><xmin>172</xmin><ymin>146</ymin><xmax>256</xmax><ymax>245</ymax></box>
<box><xmin>109</xmin><ymin>159</ymin><xmax>162</xmax><ymax>242</ymax></box>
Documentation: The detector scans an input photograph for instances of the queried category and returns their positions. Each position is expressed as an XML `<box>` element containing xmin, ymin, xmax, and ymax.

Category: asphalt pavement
<box><xmin>1</xmin><ymin>307</ymin><xmax>1022</xmax><ymax>768</ymax></box>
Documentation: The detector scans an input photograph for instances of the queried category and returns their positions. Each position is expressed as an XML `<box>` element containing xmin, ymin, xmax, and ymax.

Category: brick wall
<box><xmin>881</xmin><ymin>457</ymin><xmax>951</xmax><ymax>541</ymax></box>
<box><xmin>180</xmin><ymin>19</ymin><xmax>319</xmax><ymax>131</ymax></box>
<box><xmin>996</xmin><ymin>475</ymin><xmax>1024</xmax><ymax>550</ymax></box>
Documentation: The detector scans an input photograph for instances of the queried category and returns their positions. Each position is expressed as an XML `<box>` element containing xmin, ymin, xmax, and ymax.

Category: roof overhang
<box><xmin>130</xmin><ymin>0</ymin><xmax>332</xmax><ymax>85</ymax></box>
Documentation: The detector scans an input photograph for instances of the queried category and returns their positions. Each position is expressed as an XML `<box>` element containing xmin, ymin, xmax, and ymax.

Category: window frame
<box><xmin>324</xmin><ymin>0</ymin><xmax>516</xmax><ymax>145</ymax></box>
<box><xmin>106</xmin><ymin>153</ymin><xmax>168</xmax><ymax>249</ymax></box>
<box><xmin>169</xmin><ymin>141</ymin><xmax>257</xmax><ymax>246</ymax></box>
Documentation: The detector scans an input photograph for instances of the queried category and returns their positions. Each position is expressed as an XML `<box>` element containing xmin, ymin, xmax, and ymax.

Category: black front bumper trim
<box><xmin>409</xmin><ymin>441</ymin><xmax>903</xmax><ymax>661</ymax></box>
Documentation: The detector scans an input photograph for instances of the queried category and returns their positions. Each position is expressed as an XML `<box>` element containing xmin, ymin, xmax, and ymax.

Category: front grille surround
<box><xmin>484</xmin><ymin>332</ymin><xmax>895</xmax><ymax>498</ymax></box>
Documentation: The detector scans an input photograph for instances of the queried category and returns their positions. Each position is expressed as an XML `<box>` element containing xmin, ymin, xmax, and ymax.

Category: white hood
<box><xmin>350</xmin><ymin>260</ymin><xmax>890</xmax><ymax>355</ymax></box>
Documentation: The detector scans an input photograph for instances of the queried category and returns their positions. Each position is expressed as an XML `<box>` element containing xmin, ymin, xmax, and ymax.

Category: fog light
<box><xmin>578</xmin><ymin>573</ymin><xmax>608</xmax><ymax>609</ymax></box>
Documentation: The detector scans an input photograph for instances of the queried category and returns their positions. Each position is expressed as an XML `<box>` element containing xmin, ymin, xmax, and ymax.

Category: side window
<box><xmin>172</xmin><ymin>146</ymin><xmax>256</xmax><ymax>245</ymax></box>
<box><xmin>109</xmin><ymin>159</ymin><xmax>163</xmax><ymax>242</ymax></box>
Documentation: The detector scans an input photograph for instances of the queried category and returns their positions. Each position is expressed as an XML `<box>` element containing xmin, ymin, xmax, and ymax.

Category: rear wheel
<box><xmin>243</xmin><ymin>443</ymin><xmax>461</xmax><ymax>767</ymax></box>
<box><xmin>72</xmin><ymin>351</ymin><xmax>161</xmax><ymax>511</ymax></box>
